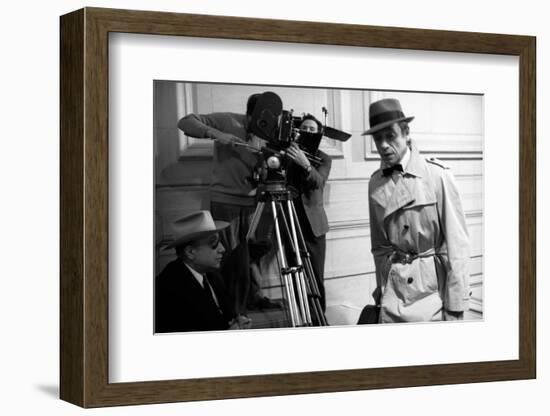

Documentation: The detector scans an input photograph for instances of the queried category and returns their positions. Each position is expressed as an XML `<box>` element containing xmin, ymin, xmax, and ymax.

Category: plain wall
<box><xmin>0</xmin><ymin>0</ymin><xmax>545</xmax><ymax>415</ymax></box>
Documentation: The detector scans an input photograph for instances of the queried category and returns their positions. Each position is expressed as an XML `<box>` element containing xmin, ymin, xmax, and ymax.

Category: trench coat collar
<box><xmin>370</xmin><ymin>141</ymin><xmax>432</xmax><ymax>219</ymax></box>
<box><xmin>404</xmin><ymin>141</ymin><xmax>427</xmax><ymax>178</ymax></box>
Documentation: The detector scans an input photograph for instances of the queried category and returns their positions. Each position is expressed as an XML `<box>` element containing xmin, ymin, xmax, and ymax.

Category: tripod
<box><xmin>246</xmin><ymin>183</ymin><xmax>328</xmax><ymax>327</ymax></box>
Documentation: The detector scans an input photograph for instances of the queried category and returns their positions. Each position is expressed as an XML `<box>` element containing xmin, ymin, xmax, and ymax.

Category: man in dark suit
<box><xmin>155</xmin><ymin>210</ymin><xmax>252</xmax><ymax>333</ymax></box>
<box><xmin>286</xmin><ymin>115</ymin><xmax>332</xmax><ymax>312</ymax></box>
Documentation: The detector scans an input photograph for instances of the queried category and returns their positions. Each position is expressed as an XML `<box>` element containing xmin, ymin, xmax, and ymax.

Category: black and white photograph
<box><xmin>153</xmin><ymin>82</ymin><xmax>483</xmax><ymax>333</ymax></box>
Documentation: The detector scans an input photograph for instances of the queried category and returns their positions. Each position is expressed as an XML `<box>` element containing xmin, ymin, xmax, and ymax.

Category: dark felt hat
<box><xmin>361</xmin><ymin>98</ymin><xmax>414</xmax><ymax>135</ymax></box>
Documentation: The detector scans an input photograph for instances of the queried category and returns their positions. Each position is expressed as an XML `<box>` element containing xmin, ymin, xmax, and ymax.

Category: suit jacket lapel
<box><xmin>178</xmin><ymin>261</ymin><xmax>204</xmax><ymax>293</ymax></box>
<box><xmin>178</xmin><ymin>261</ymin><xmax>220</xmax><ymax>310</ymax></box>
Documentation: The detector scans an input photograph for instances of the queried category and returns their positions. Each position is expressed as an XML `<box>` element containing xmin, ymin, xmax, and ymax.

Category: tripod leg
<box><xmin>275</xmin><ymin>202</ymin><xmax>310</xmax><ymax>326</ymax></box>
<box><xmin>300</xmin><ymin>248</ymin><xmax>327</xmax><ymax>325</ymax></box>
<box><xmin>288</xmin><ymin>201</ymin><xmax>328</xmax><ymax>326</ymax></box>
<box><xmin>274</xmin><ymin>204</ymin><xmax>298</xmax><ymax>258</ymax></box>
<box><xmin>284</xmin><ymin>201</ymin><xmax>313</xmax><ymax>326</ymax></box>
<box><xmin>270</xmin><ymin>200</ymin><xmax>301</xmax><ymax>327</ymax></box>
<box><xmin>246</xmin><ymin>201</ymin><xmax>266</xmax><ymax>241</ymax></box>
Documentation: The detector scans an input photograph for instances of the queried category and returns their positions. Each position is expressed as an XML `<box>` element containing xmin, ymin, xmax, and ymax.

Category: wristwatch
<box><xmin>305</xmin><ymin>164</ymin><xmax>312</xmax><ymax>174</ymax></box>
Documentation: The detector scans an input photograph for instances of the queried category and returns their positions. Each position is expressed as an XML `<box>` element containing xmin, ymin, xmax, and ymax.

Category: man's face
<box><xmin>188</xmin><ymin>233</ymin><xmax>225</xmax><ymax>272</ymax></box>
<box><xmin>300</xmin><ymin>119</ymin><xmax>319</xmax><ymax>133</ymax></box>
<box><xmin>372</xmin><ymin>123</ymin><xmax>409</xmax><ymax>166</ymax></box>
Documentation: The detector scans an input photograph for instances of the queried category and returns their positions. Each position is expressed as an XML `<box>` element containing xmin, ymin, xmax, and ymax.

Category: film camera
<box><xmin>248</xmin><ymin>91</ymin><xmax>351</xmax><ymax>193</ymax></box>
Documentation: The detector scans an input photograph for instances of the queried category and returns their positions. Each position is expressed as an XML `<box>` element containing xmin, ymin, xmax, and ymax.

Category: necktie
<box><xmin>382</xmin><ymin>164</ymin><xmax>404</xmax><ymax>177</ymax></box>
<box><xmin>202</xmin><ymin>275</ymin><xmax>221</xmax><ymax>312</ymax></box>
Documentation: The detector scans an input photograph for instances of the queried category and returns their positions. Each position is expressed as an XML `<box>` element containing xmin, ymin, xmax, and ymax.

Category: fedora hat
<box><xmin>361</xmin><ymin>98</ymin><xmax>414</xmax><ymax>135</ymax></box>
<box><xmin>164</xmin><ymin>210</ymin><xmax>229</xmax><ymax>250</ymax></box>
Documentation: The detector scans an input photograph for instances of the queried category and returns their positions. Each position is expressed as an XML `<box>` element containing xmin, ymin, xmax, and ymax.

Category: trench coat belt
<box><xmin>389</xmin><ymin>246</ymin><xmax>437</xmax><ymax>265</ymax></box>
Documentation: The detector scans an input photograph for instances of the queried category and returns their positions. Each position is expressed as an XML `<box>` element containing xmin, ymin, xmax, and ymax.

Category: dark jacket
<box><xmin>155</xmin><ymin>259</ymin><xmax>235</xmax><ymax>333</ymax></box>
<box><xmin>287</xmin><ymin>149</ymin><xmax>332</xmax><ymax>237</ymax></box>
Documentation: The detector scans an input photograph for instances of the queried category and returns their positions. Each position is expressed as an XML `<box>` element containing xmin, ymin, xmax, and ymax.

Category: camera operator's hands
<box><xmin>286</xmin><ymin>142</ymin><xmax>311</xmax><ymax>171</ymax></box>
<box><xmin>206</xmin><ymin>129</ymin><xmax>246</xmax><ymax>145</ymax></box>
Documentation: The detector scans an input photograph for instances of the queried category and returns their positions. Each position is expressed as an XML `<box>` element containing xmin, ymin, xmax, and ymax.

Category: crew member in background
<box><xmin>286</xmin><ymin>114</ymin><xmax>332</xmax><ymax>312</ymax></box>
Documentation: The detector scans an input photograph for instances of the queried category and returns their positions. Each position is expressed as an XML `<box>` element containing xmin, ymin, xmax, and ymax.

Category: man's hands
<box><xmin>228</xmin><ymin>315</ymin><xmax>252</xmax><ymax>330</ymax></box>
<box><xmin>286</xmin><ymin>142</ymin><xmax>311</xmax><ymax>171</ymax></box>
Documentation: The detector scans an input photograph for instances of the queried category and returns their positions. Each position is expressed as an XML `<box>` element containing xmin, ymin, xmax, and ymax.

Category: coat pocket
<box><xmin>386</xmin><ymin>257</ymin><xmax>439</xmax><ymax>305</ymax></box>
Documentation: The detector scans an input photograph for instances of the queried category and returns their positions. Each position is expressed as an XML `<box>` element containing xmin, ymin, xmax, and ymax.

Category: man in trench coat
<box><xmin>364</xmin><ymin>98</ymin><xmax>471</xmax><ymax>322</ymax></box>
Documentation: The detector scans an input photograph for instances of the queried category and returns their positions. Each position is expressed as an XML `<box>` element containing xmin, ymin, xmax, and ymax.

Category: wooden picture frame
<box><xmin>60</xmin><ymin>7</ymin><xmax>536</xmax><ymax>408</ymax></box>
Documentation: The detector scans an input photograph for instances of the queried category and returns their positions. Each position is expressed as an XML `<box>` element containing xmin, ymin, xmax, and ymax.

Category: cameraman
<box><xmin>177</xmin><ymin>93</ymin><xmax>280</xmax><ymax>315</ymax></box>
<box><xmin>286</xmin><ymin>115</ymin><xmax>332</xmax><ymax>312</ymax></box>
